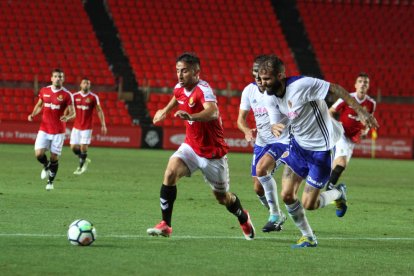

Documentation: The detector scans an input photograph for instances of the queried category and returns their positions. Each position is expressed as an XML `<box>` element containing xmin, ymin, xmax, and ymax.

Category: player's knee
<box><xmin>302</xmin><ymin>199</ymin><xmax>318</xmax><ymax>210</ymax></box>
<box><xmin>256</xmin><ymin>165</ymin><xmax>267</xmax><ymax>177</ymax></box>
<box><xmin>163</xmin><ymin>168</ymin><xmax>178</xmax><ymax>184</ymax></box>
<box><xmin>213</xmin><ymin>192</ymin><xmax>228</xmax><ymax>205</ymax></box>
<box><xmin>50</xmin><ymin>155</ymin><xmax>59</xmax><ymax>162</ymax></box>
<box><xmin>253</xmin><ymin>180</ymin><xmax>264</xmax><ymax>196</ymax></box>
<box><xmin>281</xmin><ymin>190</ymin><xmax>295</xmax><ymax>204</ymax></box>
<box><xmin>256</xmin><ymin>161</ymin><xmax>273</xmax><ymax>177</ymax></box>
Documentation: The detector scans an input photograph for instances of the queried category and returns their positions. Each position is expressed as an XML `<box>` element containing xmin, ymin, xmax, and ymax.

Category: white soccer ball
<box><xmin>67</xmin><ymin>219</ymin><xmax>97</xmax><ymax>246</ymax></box>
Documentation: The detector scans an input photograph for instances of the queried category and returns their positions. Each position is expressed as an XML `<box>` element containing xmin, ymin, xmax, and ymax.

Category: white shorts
<box><xmin>34</xmin><ymin>131</ymin><xmax>65</xmax><ymax>155</ymax></box>
<box><xmin>70</xmin><ymin>128</ymin><xmax>92</xmax><ymax>145</ymax></box>
<box><xmin>171</xmin><ymin>143</ymin><xmax>230</xmax><ymax>193</ymax></box>
<box><xmin>334</xmin><ymin>135</ymin><xmax>355</xmax><ymax>163</ymax></box>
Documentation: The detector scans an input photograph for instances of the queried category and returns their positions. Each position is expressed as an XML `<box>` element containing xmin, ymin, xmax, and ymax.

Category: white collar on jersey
<box><xmin>51</xmin><ymin>86</ymin><xmax>63</xmax><ymax>92</ymax></box>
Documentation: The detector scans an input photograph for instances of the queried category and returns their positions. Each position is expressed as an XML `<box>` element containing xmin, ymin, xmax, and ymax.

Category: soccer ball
<box><xmin>67</xmin><ymin>219</ymin><xmax>97</xmax><ymax>246</ymax></box>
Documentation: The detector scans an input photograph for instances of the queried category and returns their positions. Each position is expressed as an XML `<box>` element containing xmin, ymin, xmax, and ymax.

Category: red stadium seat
<box><xmin>107</xmin><ymin>0</ymin><xmax>298</xmax><ymax>92</ymax></box>
<box><xmin>297</xmin><ymin>0</ymin><xmax>414</xmax><ymax>97</ymax></box>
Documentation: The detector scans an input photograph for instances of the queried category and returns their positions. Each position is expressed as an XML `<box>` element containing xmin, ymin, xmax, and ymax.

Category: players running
<box><xmin>147</xmin><ymin>52</ymin><xmax>255</xmax><ymax>239</ymax></box>
<box><xmin>70</xmin><ymin>78</ymin><xmax>107</xmax><ymax>175</ymax></box>
<box><xmin>237</xmin><ymin>55</ymin><xmax>288</xmax><ymax>233</ymax></box>
<box><xmin>327</xmin><ymin>72</ymin><xmax>376</xmax><ymax>190</ymax></box>
<box><xmin>259</xmin><ymin>55</ymin><xmax>379</xmax><ymax>247</ymax></box>
<box><xmin>28</xmin><ymin>68</ymin><xmax>75</xmax><ymax>190</ymax></box>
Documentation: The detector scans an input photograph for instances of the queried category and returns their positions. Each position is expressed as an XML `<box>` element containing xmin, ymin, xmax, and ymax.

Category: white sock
<box><xmin>258</xmin><ymin>175</ymin><xmax>281</xmax><ymax>217</ymax></box>
<box><xmin>257</xmin><ymin>195</ymin><xmax>269</xmax><ymax>209</ymax></box>
<box><xmin>318</xmin><ymin>189</ymin><xmax>341</xmax><ymax>208</ymax></box>
<box><xmin>286</xmin><ymin>200</ymin><xmax>313</xmax><ymax>237</ymax></box>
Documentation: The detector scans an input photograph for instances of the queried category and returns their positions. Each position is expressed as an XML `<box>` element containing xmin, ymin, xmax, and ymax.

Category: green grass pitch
<box><xmin>0</xmin><ymin>144</ymin><xmax>413</xmax><ymax>275</ymax></box>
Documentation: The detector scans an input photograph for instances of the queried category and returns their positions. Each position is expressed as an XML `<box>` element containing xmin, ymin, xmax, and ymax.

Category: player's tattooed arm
<box><xmin>329</xmin><ymin>83</ymin><xmax>379</xmax><ymax>129</ymax></box>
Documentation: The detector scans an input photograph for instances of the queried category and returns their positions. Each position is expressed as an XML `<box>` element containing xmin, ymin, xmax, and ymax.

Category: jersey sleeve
<box><xmin>94</xmin><ymin>94</ymin><xmax>100</xmax><ymax>106</ymax></box>
<box><xmin>371</xmin><ymin>100</ymin><xmax>377</xmax><ymax>114</ymax></box>
<box><xmin>297</xmin><ymin>77</ymin><xmax>330</xmax><ymax>103</ymax></box>
<box><xmin>67</xmin><ymin>92</ymin><xmax>74</xmax><ymax>105</ymax></box>
<box><xmin>239</xmin><ymin>86</ymin><xmax>251</xmax><ymax>111</ymax></box>
<box><xmin>263</xmin><ymin>93</ymin><xmax>283</xmax><ymax>125</ymax></box>
<box><xmin>200</xmin><ymin>83</ymin><xmax>216</xmax><ymax>103</ymax></box>
<box><xmin>38</xmin><ymin>88</ymin><xmax>45</xmax><ymax>101</ymax></box>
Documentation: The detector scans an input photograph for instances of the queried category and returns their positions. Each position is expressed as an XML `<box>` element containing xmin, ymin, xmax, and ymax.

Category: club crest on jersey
<box><xmin>86</xmin><ymin>98</ymin><xmax>91</xmax><ymax>103</ymax></box>
<box><xmin>188</xmin><ymin>97</ymin><xmax>195</xmax><ymax>107</ymax></box>
<box><xmin>57</xmin><ymin>95</ymin><xmax>64</xmax><ymax>101</ymax></box>
<box><xmin>281</xmin><ymin>151</ymin><xmax>289</xmax><ymax>158</ymax></box>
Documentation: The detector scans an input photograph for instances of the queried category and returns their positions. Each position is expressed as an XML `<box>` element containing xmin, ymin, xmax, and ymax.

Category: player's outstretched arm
<box><xmin>28</xmin><ymin>99</ymin><xmax>43</xmax><ymax>122</ymax></box>
<box><xmin>96</xmin><ymin>105</ymin><xmax>107</xmax><ymax>135</ymax></box>
<box><xmin>237</xmin><ymin>109</ymin><xmax>256</xmax><ymax>142</ymax></box>
<box><xmin>153</xmin><ymin>96</ymin><xmax>178</xmax><ymax>124</ymax></box>
<box><xmin>329</xmin><ymin>83</ymin><xmax>379</xmax><ymax>129</ymax></box>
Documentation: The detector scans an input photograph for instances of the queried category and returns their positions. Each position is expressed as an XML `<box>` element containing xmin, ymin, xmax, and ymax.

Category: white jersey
<box><xmin>240</xmin><ymin>83</ymin><xmax>289</xmax><ymax>147</ymax></box>
<box><xmin>264</xmin><ymin>76</ymin><xmax>343</xmax><ymax>151</ymax></box>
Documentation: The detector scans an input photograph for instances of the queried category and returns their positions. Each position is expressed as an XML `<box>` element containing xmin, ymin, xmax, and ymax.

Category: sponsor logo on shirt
<box><xmin>287</xmin><ymin>111</ymin><xmax>299</xmax><ymax>119</ymax></box>
<box><xmin>44</xmin><ymin>103</ymin><xmax>61</xmax><ymax>110</ymax></box>
<box><xmin>253</xmin><ymin>107</ymin><xmax>267</xmax><ymax>114</ymax></box>
<box><xmin>44</xmin><ymin>94</ymin><xmax>51</xmax><ymax>98</ymax></box>
<box><xmin>177</xmin><ymin>100</ymin><xmax>184</xmax><ymax>104</ymax></box>
<box><xmin>76</xmin><ymin>105</ymin><xmax>90</xmax><ymax>110</ymax></box>
<box><xmin>347</xmin><ymin>114</ymin><xmax>360</xmax><ymax>121</ymax></box>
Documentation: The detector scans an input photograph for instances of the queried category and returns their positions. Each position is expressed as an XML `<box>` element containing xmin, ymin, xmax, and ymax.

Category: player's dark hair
<box><xmin>176</xmin><ymin>52</ymin><xmax>200</xmax><ymax>71</ymax></box>
<box><xmin>253</xmin><ymin>54</ymin><xmax>268</xmax><ymax>64</ymax></box>
<box><xmin>258</xmin><ymin>55</ymin><xmax>285</xmax><ymax>75</ymax></box>
<box><xmin>81</xmin><ymin>77</ymin><xmax>90</xmax><ymax>81</ymax></box>
<box><xmin>358</xmin><ymin>72</ymin><xmax>369</xmax><ymax>79</ymax></box>
<box><xmin>51</xmin><ymin>68</ymin><xmax>64</xmax><ymax>75</ymax></box>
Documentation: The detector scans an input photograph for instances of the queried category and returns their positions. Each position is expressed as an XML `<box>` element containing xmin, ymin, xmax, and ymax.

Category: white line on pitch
<box><xmin>0</xmin><ymin>233</ymin><xmax>413</xmax><ymax>241</ymax></box>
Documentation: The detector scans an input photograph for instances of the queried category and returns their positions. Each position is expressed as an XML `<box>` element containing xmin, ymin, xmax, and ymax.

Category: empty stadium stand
<box><xmin>0</xmin><ymin>0</ymin><xmax>412</xmax><ymax>142</ymax></box>
<box><xmin>0</xmin><ymin>0</ymin><xmax>115</xmax><ymax>85</ymax></box>
<box><xmin>297</xmin><ymin>0</ymin><xmax>414</xmax><ymax>97</ymax></box>
<box><xmin>375</xmin><ymin>103</ymin><xmax>414</xmax><ymax>138</ymax></box>
<box><xmin>107</xmin><ymin>0</ymin><xmax>300</xmax><ymax>91</ymax></box>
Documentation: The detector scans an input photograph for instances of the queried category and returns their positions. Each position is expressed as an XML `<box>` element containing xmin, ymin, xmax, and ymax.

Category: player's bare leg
<box><xmin>147</xmin><ymin>157</ymin><xmax>189</xmax><ymax>237</ymax></box>
<box><xmin>36</xmin><ymin>148</ymin><xmax>50</xmax><ymax>180</ymax></box>
<box><xmin>253</xmin><ymin>177</ymin><xmax>268</xmax><ymax>209</ymax></box>
<box><xmin>256</xmin><ymin>154</ymin><xmax>286</xmax><ymax>232</ymax></box>
<box><xmin>213</xmin><ymin>191</ymin><xmax>255</xmax><ymax>240</ymax></box>
<box><xmin>281</xmin><ymin>166</ymin><xmax>317</xmax><ymax>247</ymax></box>
<box><xmin>44</xmin><ymin>153</ymin><xmax>59</xmax><ymax>191</ymax></box>
<box><xmin>327</xmin><ymin>156</ymin><xmax>347</xmax><ymax>190</ymax></box>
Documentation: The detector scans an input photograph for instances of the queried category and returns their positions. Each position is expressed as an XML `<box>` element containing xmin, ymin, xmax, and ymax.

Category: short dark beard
<box><xmin>267</xmin><ymin>80</ymin><xmax>285</xmax><ymax>97</ymax></box>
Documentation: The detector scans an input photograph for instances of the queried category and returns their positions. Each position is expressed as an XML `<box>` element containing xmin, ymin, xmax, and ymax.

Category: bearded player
<box><xmin>28</xmin><ymin>68</ymin><xmax>75</xmax><ymax>190</ymax></box>
<box><xmin>147</xmin><ymin>52</ymin><xmax>255</xmax><ymax>239</ymax></box>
